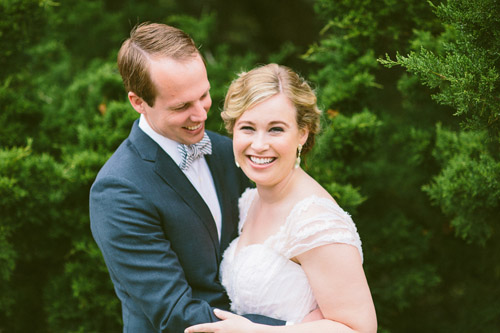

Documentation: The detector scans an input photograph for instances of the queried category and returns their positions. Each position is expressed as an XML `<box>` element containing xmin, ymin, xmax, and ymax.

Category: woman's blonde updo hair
<box><xmin>222</xmin><ymin>63</ymin><xmax>321</xmax><ymax>155</ymax></box>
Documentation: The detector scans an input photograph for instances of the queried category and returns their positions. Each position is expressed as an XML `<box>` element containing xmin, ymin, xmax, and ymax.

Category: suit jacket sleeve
<box><xmin>90</xmin><ymin>173</ymin><xmax>224</xmax><ymax>331</ymax></box>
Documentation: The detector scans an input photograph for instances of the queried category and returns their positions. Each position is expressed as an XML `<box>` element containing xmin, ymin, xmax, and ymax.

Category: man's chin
<box><xmin>181</xmin><ymin>129</ymin><xmax>205</xmax><ymax>145</ymax></box>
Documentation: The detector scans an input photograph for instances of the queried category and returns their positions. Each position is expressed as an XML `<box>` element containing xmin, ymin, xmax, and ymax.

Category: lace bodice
<box><xmin>220</xmin><ymin>188</ymin><xmax>363</xmax><ymax>323</ymax></box>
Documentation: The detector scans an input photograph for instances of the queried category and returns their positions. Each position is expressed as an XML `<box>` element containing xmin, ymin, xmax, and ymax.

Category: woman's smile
<box><xmin>248</xmin><ymin>155</ymin><xmax>277</xmax><ymax>166</ymax></box>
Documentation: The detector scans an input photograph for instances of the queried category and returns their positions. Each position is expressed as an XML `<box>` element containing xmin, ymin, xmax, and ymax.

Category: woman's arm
<box><xmin>186</xmin><ymin>307</ymin><xmax>371</xmax><ymax>333</ymax></box>
<box><xmin>185</xmin><ymin>308</ymin><xmax>363</xmax><ymax>333</ymax></box>
<box><xmin>185</xmin><ymin>243</ymin><xmax>377</xmax><ymax>333</ymax></box>
<box><xmin>296</xmin><ymin>243</ymin><xmax>377</xmax><ymax>332</ymax></box>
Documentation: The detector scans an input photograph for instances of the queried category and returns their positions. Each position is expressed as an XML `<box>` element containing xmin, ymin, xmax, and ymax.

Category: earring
<box><xmin>235</xmin><ymin>159</ymin><xmax>240</xmax><ymax>168</ymax></box>
<box><xmin>294</xmin><ymin>144</ymin><xmax>302</xmax><ymax>169</ymax></box>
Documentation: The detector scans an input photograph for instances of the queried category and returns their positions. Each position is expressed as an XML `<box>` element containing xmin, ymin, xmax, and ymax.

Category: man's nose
<box><xmin>190</xmin><ymin>100</ymin><xmax>208</xmax><ymax>122</ymax></box>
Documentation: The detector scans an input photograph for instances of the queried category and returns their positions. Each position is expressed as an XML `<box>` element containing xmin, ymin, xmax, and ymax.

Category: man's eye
<box><xmin>173</xmin><ymin>105</ymin><xmax>188</xmax><ymax>111</ymax></box>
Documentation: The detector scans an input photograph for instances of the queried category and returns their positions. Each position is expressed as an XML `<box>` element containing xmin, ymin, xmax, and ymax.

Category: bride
<box><xmin>186</xmin><ymin>64</ymin><xmax>377</xmax><ymax>332</ymax></box>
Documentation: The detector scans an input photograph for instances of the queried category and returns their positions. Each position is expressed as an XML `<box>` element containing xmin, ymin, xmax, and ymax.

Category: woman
<box><xmin>186</xmin><ymin>64</ymin><xmax>377</xmax><ymax>332</ymax></box>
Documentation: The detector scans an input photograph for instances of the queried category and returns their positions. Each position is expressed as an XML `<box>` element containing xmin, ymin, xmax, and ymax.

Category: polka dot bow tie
<box><xmin>177</xmin><ymin>132</ymin><xmax>212</xmax><ymax>171</ymax></box>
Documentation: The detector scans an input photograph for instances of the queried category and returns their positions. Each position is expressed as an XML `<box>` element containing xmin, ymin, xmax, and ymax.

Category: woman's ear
<box><xmin>128</xmin><ymin>91</ymin><xmax>146</xmax><ymax>114</ymax></box>
<box><xmin>299</xmin><ymin>127</ymin><xmax>309</xmax><ymax>146</ymax></box>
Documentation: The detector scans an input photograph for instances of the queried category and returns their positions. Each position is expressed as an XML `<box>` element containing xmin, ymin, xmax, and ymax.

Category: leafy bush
<box><xmin>1</xmin><ymin>0</ymin><xmax>499</xmax><ymax>332</ymax></box>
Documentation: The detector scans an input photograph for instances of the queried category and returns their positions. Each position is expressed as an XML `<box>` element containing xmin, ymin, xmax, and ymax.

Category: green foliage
<box><xmin>380</xmin><ymin>0</ymin><xmax>500</xmax><ymax>248</ymax></box>
<box><xmin>423</xmin><ymin>125</ymin><xmax>500</xmax><ymax>244</ymax></box>
<box><xmin>0</xmin><ymin>224</ymin><xmax>16</xmax><ymax>313</ymax></box>
<box><xmin>304</xmin><ymin>0</ymin><xmax>439</xmax><ymax>111</ymax></box>
<box><xmin>40</xmin><ymin>60</ymin><xmax>127</xmax><ymax>152</ymax></box>
<box><xmin>368</xmin><ymin>210</ymin><xmax>440</xmax><ymax>309</ymax></box>
<box><xmin>0</xmin><ymin>0</ymin><xmax>48</xmax><ymax>77</ymax></box>
<box><xmin>0</xmin><ymin>63</ymin><xmax>47</xmax><ymax>149</ymax></box>
<box><xmin>379</xmin><ymin>0</ymin><xmax>500</xmax><ymax>133</ymax></box>
<box><xmin>308</xmin><ymin>109</ymin><xmax>382</xmax><ymax>185</ymax></box>
<box><xmin>44</xmin><ymin>239</ymin><xmax>121</xmax><ymax>332</ymax></box>
<box><xmin>303</xmin><ymin>37</ymin><xmax>379</xmax><ymax>109</ymax></box>
<box><xmin>0</xmin><ymin>141</ymin><xmax>69</xmax><ymax>330</ymax></box>
<box><xmin>167</xmin><ymin>11</ymin><xmax>218</xmax><ymax>49</ymax></box>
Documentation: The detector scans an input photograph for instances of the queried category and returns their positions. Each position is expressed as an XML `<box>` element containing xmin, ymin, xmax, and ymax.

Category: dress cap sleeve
<box><xmin>281</xmin><ymin>196</ymin><xmax>363</xmax><ymax>262</ymax></box>
<box><xmin>237</xmin><ymin>188</ymin><xmax>257</xmax><ymax>234</ymax></box>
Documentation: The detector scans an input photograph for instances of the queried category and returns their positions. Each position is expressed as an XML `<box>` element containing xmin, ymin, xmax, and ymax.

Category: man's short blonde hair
<box><xmin>117</xmin><ymin>22</ymin><xmax>199</xmax><ymax>107</ymax></box>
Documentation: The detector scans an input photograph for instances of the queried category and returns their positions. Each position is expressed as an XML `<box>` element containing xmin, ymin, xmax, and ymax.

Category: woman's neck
<box><xmin>256</xmin><ymin>167</ymin><xmax>304</xmax><ymax>204</ymax></box>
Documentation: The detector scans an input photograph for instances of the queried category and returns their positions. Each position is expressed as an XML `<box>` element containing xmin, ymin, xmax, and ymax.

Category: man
<box><xmin>89</xmin><ymin>23</ymin><xmax>284</xmax><ymax>332</ymax></box>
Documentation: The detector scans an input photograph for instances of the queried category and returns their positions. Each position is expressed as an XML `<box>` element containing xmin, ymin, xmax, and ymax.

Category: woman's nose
<box><xmin>251</xmin><ymin>133</ymin><xmax>270</xmax><ymax>151</ymax></box>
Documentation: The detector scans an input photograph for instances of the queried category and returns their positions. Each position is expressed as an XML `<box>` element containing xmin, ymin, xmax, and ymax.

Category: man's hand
<box><xmin>185</xmin><ymin>309</ymin><xmax>262</xmax><ymax>333</ymax></box>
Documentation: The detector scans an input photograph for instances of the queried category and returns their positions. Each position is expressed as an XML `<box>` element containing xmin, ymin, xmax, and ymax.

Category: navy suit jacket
<box><xmin>90</xmin><ymin>120</ymin><xmax>284</xmax><ymax>332</ymax></box>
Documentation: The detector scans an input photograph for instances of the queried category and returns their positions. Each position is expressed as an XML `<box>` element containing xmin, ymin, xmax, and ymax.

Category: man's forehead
<box><xmin>149</xmin><ymin>56</ymin><xmax>209</xmax><ymax>107</ymax></box>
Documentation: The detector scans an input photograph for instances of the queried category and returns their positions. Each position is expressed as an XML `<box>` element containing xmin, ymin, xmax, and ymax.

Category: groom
<box><xmin>89</xmin><ymin>22</ymin><xmax>284</xmax><ymax>331</ymax></box>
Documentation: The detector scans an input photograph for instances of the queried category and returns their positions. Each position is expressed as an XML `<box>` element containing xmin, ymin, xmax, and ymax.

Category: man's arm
<box><xmin>90</xmin><ymin>175</ymin><xmax>219</xmax><ymax>331</ymax></box>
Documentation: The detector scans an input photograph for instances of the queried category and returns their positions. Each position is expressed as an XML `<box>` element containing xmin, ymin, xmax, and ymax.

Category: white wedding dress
<box><xmin>220</xmin><ymin>188</ymin><xmax>363</xmax><ymax>323</ymax></box>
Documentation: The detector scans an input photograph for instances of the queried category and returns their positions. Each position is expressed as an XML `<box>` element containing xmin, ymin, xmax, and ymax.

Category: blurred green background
<box><xmin>1</xmin><ymin>0</ymin><xmax>499</xmax><ymax>332</ymax></box>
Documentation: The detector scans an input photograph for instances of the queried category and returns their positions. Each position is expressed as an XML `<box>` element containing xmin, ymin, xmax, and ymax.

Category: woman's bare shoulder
<box><xmin>295</xmin><ymin>171</ymin><xmax>336</xmax><ymax>203</ymax></box>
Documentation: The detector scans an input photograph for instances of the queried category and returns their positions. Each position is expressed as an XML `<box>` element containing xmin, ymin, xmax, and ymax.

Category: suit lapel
<box><xmin>205</xmin><ymin>135</ymin><xmax>237</xmax><ymax>258</ymax></box>
<box><xmin>129</xmin><ymin>121</ymin><xmax>220</xmax><ymax>257</ymax></box>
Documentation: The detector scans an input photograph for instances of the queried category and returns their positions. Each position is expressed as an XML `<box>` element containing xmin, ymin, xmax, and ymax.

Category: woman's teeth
<box><xmin>250</xmin><ymin>156</ymin><xmax>275</xmax><ymax>165</ymax></box>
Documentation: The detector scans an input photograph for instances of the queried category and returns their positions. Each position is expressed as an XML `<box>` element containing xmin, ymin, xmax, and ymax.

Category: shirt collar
<box><xmin>138</xmin><ymin>114</ymin><xmax>183</xmax><ymax>165</ymax></box>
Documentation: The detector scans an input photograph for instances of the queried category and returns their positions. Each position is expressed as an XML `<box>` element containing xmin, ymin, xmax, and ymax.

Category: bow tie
<box><xmin>177</xmin><ymin>132</ymin><xmax>212</xmax><ymax>171</ymax></box>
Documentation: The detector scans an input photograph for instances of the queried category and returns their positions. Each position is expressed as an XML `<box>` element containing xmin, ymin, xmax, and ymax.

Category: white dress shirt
<box><xmin>138</xmin><ymin>115</ymin><xmax>222</xmax><ymax>240</ymax></box>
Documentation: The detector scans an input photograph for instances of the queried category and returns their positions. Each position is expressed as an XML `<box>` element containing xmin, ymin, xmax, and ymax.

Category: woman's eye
<box><xmin>240</xmin><ymin>126</ymin><xmax>254</xmax><ymax>131</ymax></box>
<box><xmin>270</xmin><ymin>127</ymin><xmax>284</xmax><ymax>133</ymax></box>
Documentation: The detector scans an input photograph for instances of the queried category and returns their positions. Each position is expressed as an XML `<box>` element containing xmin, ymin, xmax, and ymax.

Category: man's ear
<box><xmin>128</xmin><ymin>92</ymin><xmax>146</xmax><ymax>114</ymax></box>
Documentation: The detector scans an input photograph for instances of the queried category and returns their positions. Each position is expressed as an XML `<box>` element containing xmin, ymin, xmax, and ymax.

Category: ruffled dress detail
<box><xmin>220</xmin><ymin>188</ymin><xmax>363</xmax><ymax>323</ymax></box>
